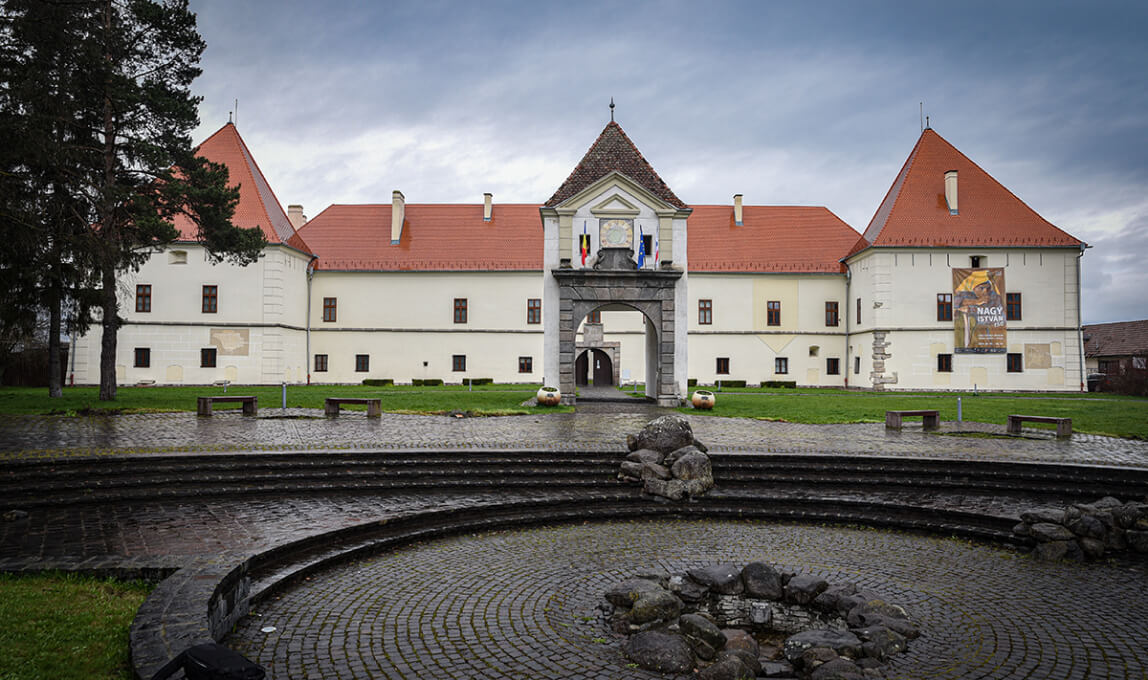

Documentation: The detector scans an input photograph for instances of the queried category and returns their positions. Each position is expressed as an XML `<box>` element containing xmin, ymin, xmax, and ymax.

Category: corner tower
<box><xmin>540</xmin><ymin>120</ymin><xmax>691</xmax><ymax>405</ymax></box>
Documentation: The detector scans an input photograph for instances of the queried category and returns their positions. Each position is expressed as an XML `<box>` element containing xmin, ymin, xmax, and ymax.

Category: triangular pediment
<box><xmin>590</xmin><ymin>193</ymin><xmax>640</xmax><ymax>217</ymax></box>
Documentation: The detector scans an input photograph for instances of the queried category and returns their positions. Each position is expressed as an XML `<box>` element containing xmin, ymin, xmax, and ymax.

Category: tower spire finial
<box><xmin>609</xmin><ymin>97</ymin><xmax>615</xmax><ymax>122</ymax></box>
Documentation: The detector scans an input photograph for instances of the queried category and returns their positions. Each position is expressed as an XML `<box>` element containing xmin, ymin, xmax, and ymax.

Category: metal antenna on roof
<box><xmin>926</xmin><ymin>115</ymin><xmax>930</xmax><ymax>130</ymax></box>
<box><xmin>609</xmin><ymin>97</ymin><xmax>615</xmax><ymax>122</ymax></box>
<box><xmin>919</xmin><ymin>102</ymin><xmax>923</xmax><ymax>133</ymax></box>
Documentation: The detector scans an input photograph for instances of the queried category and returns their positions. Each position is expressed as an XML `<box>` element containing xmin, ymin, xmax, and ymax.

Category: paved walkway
<box><xmin>3</xmin><ymin>406</ymin><xmax>1148</xmax><ymax>678</ymax></box>
<box><xmin>227</xmin><ymin>520</ymin><xmax>1148</xmax><ymax>680</ymax></box>
<box><xmin>3</xmin><ymin>408</ymin><xmax>1148</xmax><ymax>467</ymax></box>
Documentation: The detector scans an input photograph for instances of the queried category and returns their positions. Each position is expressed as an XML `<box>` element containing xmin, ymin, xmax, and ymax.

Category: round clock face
<box><xmin>599</xmin><ymin>219</ymin><xmax>633</xmax><ymax>248</ymax></box>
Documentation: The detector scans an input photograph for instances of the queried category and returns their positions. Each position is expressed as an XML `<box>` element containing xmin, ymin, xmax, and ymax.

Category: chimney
<box><xmin>944</xmin><ymin>171</ymin><xmax>958</xmax><ymax>214</ymax></box>
<box><xmin>483</xmin><ymin>192</ymin><xmax>493</xmax><ymax>222</ymax></box>
<box><xmin>733</xmin><ymin>194</ymin><xmax>744</xmax><ymax>226</ymax></box>
<box><xmin>391</xmin><ymin>190</ymin><xmax>405</xmax><ymax>244</ymax></box>
<box><xmin>287</xmin><ymin>204</ymin><xmax>306</xmax><ymax>229</ymax></box>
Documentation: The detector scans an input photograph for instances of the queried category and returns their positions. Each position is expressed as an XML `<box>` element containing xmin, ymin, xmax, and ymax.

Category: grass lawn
<box><xmin>0</xmin><ymin>383</ymin><xmax>572</xmax><ymax>417</ymax></box>
<box><xmin>0</xmin><ymin>572</ymin><xmax>152</xmax><ymax>680</ymax></box>
<box><xmin>672</xmin><ymin>386</ymin><xmax>1148</xmax><ymax>440</ymax></box>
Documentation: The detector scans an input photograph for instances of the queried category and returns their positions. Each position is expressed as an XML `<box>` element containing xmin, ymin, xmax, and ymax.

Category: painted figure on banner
<box><xmin>953</xmin><ymin>268</ymin><xmax>1007</xmax><ymax>353</ymax></box>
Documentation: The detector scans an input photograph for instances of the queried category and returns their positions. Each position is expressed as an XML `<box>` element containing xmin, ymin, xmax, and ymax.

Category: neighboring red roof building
<box><xmin>1084</xmin><ymin>320</ymin><xmax>1148</xmax><ymax>360</ymax></box>
<box><xmin>174</xmin><ymin>122</ymin><xmax>312</xmax><ymax>254</ymax></box>
<box><xmin>688</xmin><ymin>206</ymin><xmax>859</xmax><ymax>273</ymax></box>
<box><xmin>298</xmin><ymin>203</ymin><xmax>543</xmax><ymax>271</ymax></box>
<box><xmin>858</xmin><ymin>128</ymin><xmax>1082</xmax><ymax>250</ymax></box>
<box><xmin>545</xmin><ymin>121</ymin><xmax>687</xmax><ymax>209</ymax></box>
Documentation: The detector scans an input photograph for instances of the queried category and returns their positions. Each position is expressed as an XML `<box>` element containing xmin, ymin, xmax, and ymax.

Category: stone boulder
<box><xmin>689</xmin><ymin>565</ymin><xmax>745</xmax><ymax>595</ymax></box>
<box><xmin>854</xmin><ymin>625</ymin><xmax>907</xmax><ymax>659</ymax></box>
<box><xmin>624</xmin><ymin>631</ymin><xmax>695</xmax><ymax>674</ymax></box>
<box><xmin>783</xmin><ymin>630</ymin><xmax>862</xmax><ymax>662</ymax></box>
<box><xmin>627</xmin><ymin>415</ymin><xmax>704</xmax><ymax>454</ymax></box>
<box><xmin>741</xmin><ymin>561</ymin><xmax>785</xmax><ymax>600</ymax></box>
<box><xmin>698</xmin><ymin>656</ymin><xmax>756</xmax><ymax>680</ymax></box>
<box><xmin>629</xmin><ymin>589</ymin><xmax>683</xmax><ymax>624</ymax></box>
<box><xmin>680</xmin><ymin>614</ymin><xmax>726</xmax><ymax>660</ymax></box>
<box><xmin>809</xmin><ymin>657</ymin><xmax>866</xmax><ymax>680</ymax></box>
<box><xmin>721</xmin><ymin>628</ymin><xmax>760</xmax><ymax>657</ymax></box>
<box><xmin>784</xmin><ymin>574</ymin><xmax>829</xmax><ymax>605</ymax></box>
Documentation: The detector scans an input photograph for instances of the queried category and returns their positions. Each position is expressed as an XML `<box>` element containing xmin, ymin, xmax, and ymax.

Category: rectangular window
<box><xmin>586</xmin><ymin>310</ymin><xmax>601</xmax><ymax>324</ymax></box>
<box><xmin>767</xmin><ymin>300</ymin><xmax>781</xmax><ymax>326</ymax></box>
<box><xmin>716</xmin><ymin>357</ymin><xmax>730</xmax><ymax>375</ymax></box>
<box><xmin>527</xmin><ymin>298</ymin><xmax>541</xmax><ymax>324</ymax></box>
<box><xmin>134</xmin><ymin>347</ymin><xmax>150</xmax><ymax>368</ymax></box>
<box><xmin>135</xmin><ymin>284</ymin><xmax>151</xmax><ymax>313</ymax></box>
<box><xmin>826</xmin><ymin>358</ymin><xmax>840</xmax><ymax>375</ymax></box>
<box><xmin>775</xmin><ymin>357</ymin><xmax>788</xmax><ymax>374</ymax></box>
<box><xmin>519</xmin><ymin>356</ymin><xmax>533</xmax><ymax>373</ymax></box>
<box><xmin>355</xmin><ymin>354</ymin><xmax>369</xmax><ymax>372</ymax></box>
<box><xmin>202</xmin><ymin>285</ymin><xmax>217</xmax><ymax>313</ymax></box>
<box><xmin>825</xmin><ymin>301</ymin><xmax>838</xmax><ymax>327</ymax></box>
<box><xmin>1007</xmin><ymin>353</ymin><xmax>1023</xmax><ymax>373</ymax></box>
<box><xmin>314</xmin><ymin>354</ymin><xmax>328</xmax><ymax>372</ymax></box>
<box><xmin>937</xmin><ymin>353</ymin><xmax>953</xmax><ymax>373</ymax></box>
<box><xmin>323</xmin><ymin>297</ymin><xmax>337</xmax><ymax>322</ymax></box>
<box><xmin>970</xmin><ymin>255</ymin><xmax>982</xmax><ymax>268</ymax></box>
<box><xmin>937</xmin><ymin>293</ymin><xmax>953</xmax><ymax>321</ymax></box>
<box><xmin>453</xmin><ymin>354</ymin><xmax>466</xmax><ymax>372</ymax></box>
<box><xmin>1006</xmin><ymin>293</ymin><xmax>1022</xmax><ymax>321</ymax></box>
<box><xmin>200</xmin><ymin>347</ymin><xmax>217</xmax><ymax>368</ymax></box>
<box><xmin>699</xmin><ymin>299</ymin><xmax>713</xmax><ymax>325</ymax></box>
<box><xmin>856</xmin><ymin>297</ymin><xmax>861</xmax><ymax>325</ymax></box>
<box><xmin>854</xmin><ymin>356</ymin><xmax>861</xmax><ymax>374</ymax></box>
<box><xmin>641</xmin><ymin>234</ymin><xmax>653</xmax><ymax>266</ymax></box>
<box><xmin>453</xmin><ymin>298</ymin><xmax>467</xmax><ymax>323</ymax></box>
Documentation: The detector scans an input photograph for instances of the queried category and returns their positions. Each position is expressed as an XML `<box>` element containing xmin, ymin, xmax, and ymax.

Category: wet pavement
<box><xmin>3</xmin><ymin>403</ymin><xmax>1148</xmax><ymax>678</ymax></box>
<box><xmin>2</xmin><ymin>407</ymin><xmax>1148</xmax><ymax>468</ymax></box>
<box><xmin>228</xmin><ymin>519</ymin><xmax>1148</xmax><ymax>680</ymax></box>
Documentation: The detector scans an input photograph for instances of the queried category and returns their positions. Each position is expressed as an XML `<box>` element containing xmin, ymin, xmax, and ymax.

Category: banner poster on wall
<box><xmin>953</xmin><ymin>267</ymin><xmax>1007</xmax><ymax>353</ymax></box>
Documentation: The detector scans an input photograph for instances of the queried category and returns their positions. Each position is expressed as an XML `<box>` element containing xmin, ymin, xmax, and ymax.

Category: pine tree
<box><xmin>1</xmin><ymin>0</ymin><xmax>265</xmax><ymax>399</ymax></box>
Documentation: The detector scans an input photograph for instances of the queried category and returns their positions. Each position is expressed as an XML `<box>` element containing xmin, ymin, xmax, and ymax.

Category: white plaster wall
<box><xmin>72</xmin><ymin>243</ymin><xmax>312</xmax><ymax>385</ymax></box>
<box><xmin>845</xmin><ymin>247</ymin><xmax>1084</xmax><ymax>391</ymax></box>
<box><xmin>543</xmin><ymin>214</ymin><xmax>560</xmax><ymax>388</ymax></box>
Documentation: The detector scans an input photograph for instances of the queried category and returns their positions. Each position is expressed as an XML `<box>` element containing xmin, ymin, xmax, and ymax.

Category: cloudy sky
<box><xmin>187</xmin><ymin>0</ymin><xmax>1147</xmax><ymax>325</ymax></box>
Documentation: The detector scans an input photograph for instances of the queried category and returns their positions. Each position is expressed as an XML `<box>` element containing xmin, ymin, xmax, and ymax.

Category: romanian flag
<box><xmin>637</xmin><ymin>226</ymin><xmax>646</xmax><ymax>268</ymax></box>
<box><xmin>581</xmin><ymin>221</ymin><xmax>588</xmax><ymax>266</ymax></box>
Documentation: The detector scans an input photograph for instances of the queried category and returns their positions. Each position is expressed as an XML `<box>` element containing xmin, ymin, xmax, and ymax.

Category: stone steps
<box><xmin>5</xmin><ymin>451</ymin><xmax>1147</xmax><ymax>509</ymax></box>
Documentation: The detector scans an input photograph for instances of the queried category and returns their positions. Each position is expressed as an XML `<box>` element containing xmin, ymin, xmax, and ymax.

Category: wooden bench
<box><xmin>1007</xmin><ymin>414</ymin><xmax>1072</xmax><ymax>439</ymax></box>
<box><xmin>196</xmin><ymin>395</ymin><xmax>258</xmax><ymax>416</ymax></box>
<box><xmin>885</xmin><ymin>409</ymin><xmax>940</xmax><ymax>431</ymax></box>
<box><xmin>325</xmin><ymin>397</ymin><xmax>382</xmax><ymax>418</ymax></box>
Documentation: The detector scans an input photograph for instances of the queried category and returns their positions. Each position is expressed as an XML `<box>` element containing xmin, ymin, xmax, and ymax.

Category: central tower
<box><xmin>540</xmin><ymin>121</ymin><xmax>691</xmax><ymax>405</ymax></box>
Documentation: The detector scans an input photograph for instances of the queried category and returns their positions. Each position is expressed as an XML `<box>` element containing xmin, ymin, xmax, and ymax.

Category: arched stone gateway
<box><xmin>540</xmin><ymin>121</ymin><xmax>691</xmax><ymax>406</ymax></box>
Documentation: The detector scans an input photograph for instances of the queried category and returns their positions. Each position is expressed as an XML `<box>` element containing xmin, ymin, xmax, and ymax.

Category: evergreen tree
<box><xmin>1</xmin><ymin>0</ymin><xmax>265</xmax><ymax>399</ymax></box>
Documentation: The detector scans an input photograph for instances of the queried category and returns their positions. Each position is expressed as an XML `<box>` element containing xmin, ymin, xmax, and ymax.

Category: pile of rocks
<box><xmin>604</xmin><ymin>562</ymin><xmax>918</xmax><ymax>679</ymax></box>
<box><xmin>1014</xmin><ymin>496</ymin><xmax>1148</xmax><ymax>561</ymax></box>
<box><xmin>619</xmin><ymin>415</ymin><xmax>714</xmax><ymax>501</ymax></box>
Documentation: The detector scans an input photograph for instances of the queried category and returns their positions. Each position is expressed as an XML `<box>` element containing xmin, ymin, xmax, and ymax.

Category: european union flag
<box><xmin>637</xmin><ymin>226</ymin><xmax>646</xmax><ymax>268</ymax></box>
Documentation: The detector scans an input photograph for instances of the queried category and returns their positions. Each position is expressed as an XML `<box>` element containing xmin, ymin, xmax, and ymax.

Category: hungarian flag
<box><xmin>581</xmin><ymin>221</ymin><xmax>588</xmax><ymax>266</ymax></box>
<box><xmin>637</xmin><ymin>226</ymin><xmax>646</xmax><ymax>268</ymax></box>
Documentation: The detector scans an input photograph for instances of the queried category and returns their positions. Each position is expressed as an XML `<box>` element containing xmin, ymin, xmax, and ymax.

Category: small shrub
<box><xmin>715</xmin><ymin>379</ymin><xmax>747</xmax><ymax>388</ymax></box>
<box><xmin>412</xmin><ymin>378</ymin><xmax>444</xmax><ymax>387</ymax></box>
<box><xmin>687</xmin><ymin>378</ymin><xmax>697</xmax><ymax>387</ymax></box>
<box><xmin>467</xmin><ymin>378</ymin><xmax>494</xmax><ymax>386</ymax></box>
<box><xmin>761</xmin><ymin>380</ymin><xmax>797</xmax><ymax>388</ymax></box>
<box><xmin>361</xmin><ymin>378</ymin><xmax>394</xmax><ymax>387</ymax></box>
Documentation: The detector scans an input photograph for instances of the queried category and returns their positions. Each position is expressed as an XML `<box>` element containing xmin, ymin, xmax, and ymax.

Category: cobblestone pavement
<box><xmin>227</xmin><ymin>519</ymin><xmax>1148</xmax><ymax>680</ymax></box>
<box><xmin>3</xmin><ymin>408</ymin><xmax>1148</xmax><ymax>468</ymax></box>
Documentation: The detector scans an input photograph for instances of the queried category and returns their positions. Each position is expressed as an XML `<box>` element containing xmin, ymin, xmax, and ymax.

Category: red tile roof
<box><xmin>173</xmin><ymin>123</ymin><xmax>311</xmax><ymax>253</ymax></box>
<box><xmin>860</xmin><ymin>129</ymin><xmax>1081</xmax><ymax>249</ymax></box>
<box><xmin>297</xmin><ymin>203</ymin><xmax>543</xmax><ymax>271</ymax></box>
<box><xmin>545</xmin><ymin>122</ymin><xmax>687</xmax><ymax>209</ymax></box>
<box><xmin>688</xmin><ymin>206</ymin><xmax>860</xmax><ymax>273</ymax></box>
<box><xmin>1084</xmin><ymin>320</ymin><xmax>1148</xmax><ymax>358</ymax></box>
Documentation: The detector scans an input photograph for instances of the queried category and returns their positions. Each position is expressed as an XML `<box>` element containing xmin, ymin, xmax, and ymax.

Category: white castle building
<box><xmin>70</xmin><ymin>120</ymin><xmax>1087</xmax><ymax>400</ymax></box>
